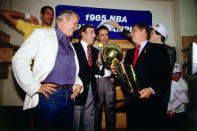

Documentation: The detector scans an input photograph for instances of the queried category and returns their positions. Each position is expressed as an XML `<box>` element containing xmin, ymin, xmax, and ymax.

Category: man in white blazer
<box><xmin>12</xmin><ymin>10</ymin><xmax>83</xmax><ymax>130</ymax></box>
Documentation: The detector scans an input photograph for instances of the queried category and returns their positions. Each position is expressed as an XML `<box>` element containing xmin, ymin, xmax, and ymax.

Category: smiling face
<box><xmin>40</xmin><ymin>8</ymin><xmax>54</xmax><ymax>27</ymax></box>
<box><xmin>59</xmin><ymin>14</ymin><xmax>79</xmax><ymax>37</ymax></box>
<box><xmin>82</xmin><ymin>27</ymin><xmax>96</xmax><ymax>45</ymax></box>
<box><xmin>97</xmin><ymin>29</ymin><xmax>109</xmax><ymax>45</ymax></box>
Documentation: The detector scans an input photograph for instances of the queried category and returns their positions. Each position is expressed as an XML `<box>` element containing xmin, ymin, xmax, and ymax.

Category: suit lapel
<box><xmin>135</xmin><ymin>42</ymin><xmax>149</xmax><ymax>67</ymax></box>
<box><xmin>78</xmin><ymin>42</ymin><xmax>89</xmax><ymax>68</ymax></box>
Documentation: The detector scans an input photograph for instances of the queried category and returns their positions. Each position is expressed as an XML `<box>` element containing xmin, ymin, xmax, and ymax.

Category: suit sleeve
<box><xmin>153</xmin><ymin>46</ymin><xmax>172</xmax><ymax>99</ymax></box>
<box><xmin>121</xmin><ymin>29</ymin><xmax>132</xmax><ymax>42</ymax></box>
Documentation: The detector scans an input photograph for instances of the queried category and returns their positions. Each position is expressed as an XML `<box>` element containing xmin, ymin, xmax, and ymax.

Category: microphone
<box><xmin>98</xmin><ymin>43</ymin><xmax>104</xmax><ymax>52</ymax></box>
<box><xmin>97</xmin><ymin>43</ymin><xmax>104</xmax><ymax>68</ymax></box>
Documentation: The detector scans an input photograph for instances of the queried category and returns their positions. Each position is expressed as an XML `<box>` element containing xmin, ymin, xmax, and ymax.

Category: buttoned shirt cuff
<box><xmin>24</xmin><ymin>13</ymin><xmax>31</xmax><ymax>20</ymax></box>
<box><xmin>150</xmin><ymin>87</ymin><xmax>155</xmax><ymax>94</ymax></box>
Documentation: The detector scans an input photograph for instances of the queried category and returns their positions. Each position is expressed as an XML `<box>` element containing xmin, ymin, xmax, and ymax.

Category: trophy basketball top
<box><xmin>101</xmin><ymin>44</ymin><xmax>123</xmax><ymax>69</ymax></box>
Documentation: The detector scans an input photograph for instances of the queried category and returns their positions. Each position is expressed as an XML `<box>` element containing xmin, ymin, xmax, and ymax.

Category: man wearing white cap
<box><xmin>167</xmin><ymin>63</ymin><xmax>189</xmax><ymax>127</ymax></box>
<box><xmin>150</xmin><ymin>24</ymin><xmax>176</xmax><ymax>71</ymax></box>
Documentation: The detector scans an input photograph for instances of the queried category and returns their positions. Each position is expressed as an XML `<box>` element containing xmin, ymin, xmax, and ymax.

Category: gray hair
<box><xmin>56</xmin><ymin>10</ymin><xmax>79</xmax><ymax>24</ymax></box>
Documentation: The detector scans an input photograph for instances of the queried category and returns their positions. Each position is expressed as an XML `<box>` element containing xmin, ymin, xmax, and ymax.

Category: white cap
<box><xmin>173</xmin><ymin>63</ymin><xmax>181</xmax><ymax>73</ymax></box>
<box><xmin>98</xmin><ymin>20</ymin><xmax>114</xmax><ymax>31</ymax></box>
<box><xmin>152</xmin><ymin>24</ymin><xmax>168</xmax><ymax>38</ymax></box>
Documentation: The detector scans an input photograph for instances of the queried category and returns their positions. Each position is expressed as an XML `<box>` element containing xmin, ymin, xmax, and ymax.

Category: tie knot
<box><xmin>87</xmin><ymin>45</ymin><xmax>90</xmax><ymax>49</ymax></box>
<box><xmin>136</xmin><ymin>45</ymin><xmax>141</xmax><ymax>49</ymax></box>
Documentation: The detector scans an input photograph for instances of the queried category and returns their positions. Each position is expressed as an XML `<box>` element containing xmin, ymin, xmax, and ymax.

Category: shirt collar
<box><xmin>81</xmin><ymin>40</ymin><xmax>89</xmax><ymax>50</ymax></box>
<box><xmin>140</xmin><ymin>40</ymin><xmax>148</xmax><ymax>49</ymax></box>
<box><xmin>55</xmin><ymin>26</ymin><xmax>69</xmax><ymax>42</ymax></box>
<box><xmin>139</xmin><ymin>40</ymin><xmax>148</xmax><ymax>54</ymax></box>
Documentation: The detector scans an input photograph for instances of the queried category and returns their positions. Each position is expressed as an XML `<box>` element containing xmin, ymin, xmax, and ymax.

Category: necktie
<box><xmin>87</xmin><ymin>45</ymin><xmax>92</xmax><ymax>67</ymax></box>
<box><xmin>133</xmin><ymin>45</ymin><xmax>141</xmax><ymax>67</ymax></box>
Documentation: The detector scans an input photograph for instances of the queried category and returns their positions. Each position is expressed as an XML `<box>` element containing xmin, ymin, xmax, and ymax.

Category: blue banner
<box><xmin>56</xmin><ymin>5</ymin><xmax>152</xmax><ymax>39</ymax></box>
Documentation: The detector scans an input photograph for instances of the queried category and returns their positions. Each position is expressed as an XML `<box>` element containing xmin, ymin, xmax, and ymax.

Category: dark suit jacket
<box><xmin>73</xmin><ymin>42</ymin><xmax>99</xmax><ymax>105</ymax></box>
<box><xmin>164</xmin><ymin>44</ymin><xmax>176</xmax><ymax>71</ymax></box>
<box><xmin>124</xmin><ymin>42</ymin><xmax>172</xmax><ymax>121</ymax></box>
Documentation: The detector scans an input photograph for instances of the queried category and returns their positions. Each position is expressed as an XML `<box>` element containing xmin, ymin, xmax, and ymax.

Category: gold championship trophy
<box><xmin>101</xmin><ymin>44</ymin><xmax>140</xmax><ymax>103</ymax></box>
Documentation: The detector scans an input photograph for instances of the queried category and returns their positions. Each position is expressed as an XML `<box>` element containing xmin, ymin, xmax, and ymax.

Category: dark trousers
<box><xmin>166</xmin><ymin>112</ymin><xmax>188</xmax><ymax>130</ymax></box>
<box><xmin>125</xmin><ymin>100</ymin><xmax>166</xmax><ymax>130</ymax></box>
<box><xmin>35</xmin><ymin>88</ymin><xmax>74</xmax><ymax>131</ymax></box>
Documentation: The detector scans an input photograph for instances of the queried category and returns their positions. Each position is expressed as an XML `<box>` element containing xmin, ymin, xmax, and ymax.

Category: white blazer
<box><xmin>12</xmin><ymin>28</ymin><xmax>83</xmax><ymax>110</ymax></box>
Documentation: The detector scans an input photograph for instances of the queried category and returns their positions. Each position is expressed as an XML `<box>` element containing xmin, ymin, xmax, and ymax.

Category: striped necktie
<box><xmin>87</xmin><ymin>45</ymin><xmax>92</xmax><ymax>67</ymax></box>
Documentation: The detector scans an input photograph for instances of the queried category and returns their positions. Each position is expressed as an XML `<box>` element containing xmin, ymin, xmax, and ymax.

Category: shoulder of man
<box><xmin>16</xmin><ymin>19</ymin><xmax>41</xmax><ymax>29</ymax></box>
<box><xmin>148</xmin><ymin>42</ymin><xmax>166</xmax><ymax>50</ymax></box>
<box><xmin>164</xmin><ymin>44</ymin><xmax>176</xmax><ymax>50</ymax></box>
<box><xmin>27</xmin><ymin>28</ymin><xmax>55</xmax><ymax>41</ymax></box>
<box><xmin>91</xmin><ymin>45</ymin><xmax>99</xmax><ymax>52</ymax></box>
<box><xmin>33</xmin><ymin>28</ymin><xmax>55</xmax><ymax>33</ymax></box>
<box><xmin>126</xmin><ymin>48</ymin><xmax>135</xmax><ymax>53</ymax></box>
<box><xmin>125</xmin><ymin>48</ymin><xmax>135</xmax><ymax>58</ymax></box>
<box><xmin>72</xmin><ymin>41</ymin><xmax>81</xmax><ymax>48</ymax></box>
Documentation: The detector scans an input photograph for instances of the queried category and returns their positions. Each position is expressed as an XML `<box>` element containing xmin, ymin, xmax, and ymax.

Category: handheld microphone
<box><xmin>96</xmin><ymin>43</ymin><xmax>104</xmax><ymax>67</ymax></box>
<box><xmin>98</xmin><ymin>43</ymin><xmax>104</xmax><ymax>52</ymax></box>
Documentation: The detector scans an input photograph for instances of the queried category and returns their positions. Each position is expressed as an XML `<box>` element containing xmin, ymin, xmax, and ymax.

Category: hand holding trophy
<box><xmin>100</xmin><ymin>44</ymin><xmax>140</xmax><ymax>103</ymax></box>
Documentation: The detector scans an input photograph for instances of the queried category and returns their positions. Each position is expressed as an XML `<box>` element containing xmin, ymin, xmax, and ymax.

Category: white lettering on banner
<box><xmin>112</xmin><ymin>28</ymin><xmax>121</xmax><ymax>32</ymax></box>
<box><xmin>124</xmin><ymin>26</ymin><xmax>132</xmax><ymax>32</ymax></box>
<box><xmin>85</xmin><ymin>14</ymin><xmax>107</xmax><ymax>21</ymax></box>
<box><xmin>109</xmin><ymin>15</ymin><xmax>127</xmax><ymax>23</ymax></box>
<box><xmin>112</xmin><ymin>26</ymin><xmax>132</xmax><ymax>32</ymax></box>
<box><xmin>78</xmin><ymin>23</ymin><xmax>132</xmax><ymax>33</ymax></box>
<box><xmin>85</xmin><ymin>14</ymin><xmax>127</xmax><ymax>23</ymax></box>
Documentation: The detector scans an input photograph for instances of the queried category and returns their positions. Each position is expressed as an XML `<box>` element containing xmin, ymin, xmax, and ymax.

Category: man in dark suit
<box><xmin>112</xmin><ymin>22</ymin><xmax>172</xmax><ymax>129</ymax></box>
<box><xmin>72</xmin><ymin>24</ymin><xmax>99</xmax><ymax>131</ymax></box>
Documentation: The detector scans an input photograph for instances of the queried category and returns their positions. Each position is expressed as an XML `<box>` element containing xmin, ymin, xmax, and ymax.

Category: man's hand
<box><xmin>71</xmin><ymin>84</ymin><xmax>82</xmax><ymax>99</ymax></box>
<box><xmin>110</xmin><ymin>64</ymin><xmax>117</xmax><ymax>75</ymax></box>
<box><xmin>139</xmin><ymin>88</ymin><xmax>152</xmax><ymax>98</ymax></box>
<box><xmin>97</xmin><ymin>53</ymin><xmax>102</xmax><ymax>66</ymax></box>
<box><xmin>37</xmin><ymin>83</ymin><xmax>57</xmax><ymax>98</ymax></box>
<box><xmin>167</xmin><ymin>111</ymin><xmax>175</xmax><ymax>118</ymax></box>
<box><xmin>30</xmin><ymin>15</ymin><xmax>39</xmax><ymax>25</ymax></box>
<box><xmin>110</xmin><ymin>77</ymin><xmax>114</xmax><ymax>83</ymax></box>
<box><xmin>111</xmin><ymin>21</ymin><xmax>122</xmax><ymax>30</ymax></box>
